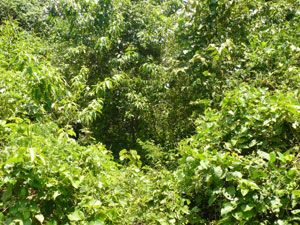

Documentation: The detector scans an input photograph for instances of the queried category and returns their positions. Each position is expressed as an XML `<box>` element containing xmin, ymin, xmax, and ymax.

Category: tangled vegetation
<box><xmin>0</xmin><ymin>0</ymin><xmax>300</xmax><ymax>224</ymax></box>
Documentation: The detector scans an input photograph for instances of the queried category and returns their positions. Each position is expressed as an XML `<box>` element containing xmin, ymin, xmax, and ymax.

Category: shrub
<box><xmin>177</xmin><ymin>85</ymin><xmax>300</xmax><ymax>224</ymax></box>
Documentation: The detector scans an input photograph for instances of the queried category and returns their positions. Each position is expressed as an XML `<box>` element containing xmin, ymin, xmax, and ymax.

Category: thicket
<box><xmin>0</xmin><ymin>0</ymin><xmax>300</xmax><ymax>224</ymax></box>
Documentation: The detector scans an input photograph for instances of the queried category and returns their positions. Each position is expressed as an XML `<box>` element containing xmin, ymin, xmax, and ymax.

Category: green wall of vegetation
<box><xmin>1</xmin><ymin>0</ymin><xmax>300</xmax><ymax>224</ymax></box>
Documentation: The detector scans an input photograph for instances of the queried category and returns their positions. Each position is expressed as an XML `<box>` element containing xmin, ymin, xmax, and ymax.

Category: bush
<box><xmin>0</xmin><ymin>120</ymin><xmax>188</xmax><ymax>224</ymax></box>
<box><xmin>177</xmin><ymin>85</ymin><xmax>300</xmax><ymax>224</ymax></box>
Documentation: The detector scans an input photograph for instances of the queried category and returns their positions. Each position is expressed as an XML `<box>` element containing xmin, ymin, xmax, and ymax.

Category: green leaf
<box><xmin>4</xmin><ymin>156</ymin><xmax>23</xmax><ymax>165</ymax></box>
<box><xmin>70</xmin><ymin>176</ymin><xmax>84</xmax><ymax>189</ymax></box>
<box><xmin>37</xmin><ymin>155</ymin><xmax>46</xmax><ymax>165</ymax></box>
<box><xmin>292</xmin><ymin>190</ymin><xmax>300</xmax><ymax>197</ymax></box>
<box><xmin>214</xmin><ymin>166</ymin><xmax>223</xmax><ymax>178</ymax></box>
<box><xmin>231</xmin><ymin>171</ymin><xmax>242</xmax><ymax>179</ymax></box>
<box><xmin>12</xmin><ymin>220</ymin><xmax>24</xmax><ymax>225</ymax></box>
<box><xmin>29</xmin><ymin>147</ymin><xmax>36</xmax><ymax>162</ymax></box>
<box><xmin>35</xmin><ymin>214</ymin><xmax>44</xmax><ymax>224</ymax></box>
<box><xmin>287</xmin><ymin>168</ymin><xmax>297</xmax><ymax>177</ymax></box>
<box><xmin>181</xmin><ymin>205</ymin><xmax>190</xmax><ymax>214</ymax></box>
<box><xmin>119</xmin><ymin>149</ymin><xmax>128</xmax><ymax>161</ymax></box>
<box><xmin>277</xmin><ymin>152</ymin><xmax>286</xmax><ymax>163</ymax></box>
<box><xmin>88</xmin><ymin>221</ymin><xmax>105</xmax><ymax>225</ymax></box>
<box><xmin>241</xmin><ymin>204</ymin><xmax>254</xmax><ymax>212</ymax></box>
<box><xmin>269</xmin><ymin>152</ymin><xmax>276</xmax><ymax>163</ymax></box>
<box><xmin>241</xmin><ymin>188</ymin><xmax>249</xmax><ymax>196</ymax></box>
<box><xmin>53</xmin><ymin>191</ymin><xmax>61</xmax><ymax>200</ymax></box>
<box><xmin>46</xmin><ymin>220</ymin><xmax>58</xmax><ymax>225</ymax></box>
<box><xmin>270</xmin><ymin>197</ymin><xmax>282</xmax><ymax>210</ymax></box>
<box><xmin>232</xmin><ymin>211</ymin><xmax>243</xmax><ymax>221</ymax></box>
<box><xmin>226</xmin><ymin>186</ymin><xmax>236</xmax><ymax>197</ymax></box>
<box><xmin>248</xmin><ymin>139</ymin><xmax>257</xmax><ymax>148</ymax></box>
<box><xmin>106</xmin><ymin>209</ymin><xmax>117</xmax><ymax>220</ymax></box>
<box><xmin>67</xmin><ymin>210</ymin><xmax>84</xmax><ymax>221</ymax></box>
<box><xmin>1</xmin><ymin>186</ymin><xmax>12</xmax><ymax>201</ymax></box>
<box><xmin>292</xmin><ymin>209</ymin><xmax>300</xmax><ymax>215</ymax></box>
<box><xmin>208</xmin><ymin>194</ymin><xmax>217</xmax><ymax>206</ymax></box>
<box><xmin>221</xmin><ymin>203</ymin><xmax>236</xmax><ymax>215</ymax></box>
<box><xmin>94</xmin><ymin>212</ymin><xmax>106</xmax><ymax>221</ymax></box>
<box><xmin>105</xmin><ymin>80</ymin><xmax>112</xmax><ymax>89</ymax></box>
<box><xmin>20</xmin><ymin>188</ymin><xmax>27</xmax><ymax>196</ymax></box>
<box><xmin>67</xmin><ymin>129</ymin><xmax>76</xmax><ymax>137</ymax></box>
<box><xmin>240</xmin><ymin>179</ymin><xmax>260</xmax><ymax>190</ymax></box>
<box><xmin>26</xmin><ymin>66</ymin><xmax>33</xmax><ymax>75</ymax></box>
<box><xmin>258</xmin><ymin>150</ymin><xmax>270</xmax><ymax>161</ymax></box>
<box><xmin>83</xmin><ymin>200</ymin><xmax>101</xmax><ymax>208</ymax></box>
<box><xmin>8</xmin><ymin>117</ymin><xmax>23</xmax><ymax>123</ymax></box>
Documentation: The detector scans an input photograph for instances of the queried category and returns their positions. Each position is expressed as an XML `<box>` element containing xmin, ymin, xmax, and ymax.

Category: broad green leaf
<box><xmin>214</xmin><ymin>166</ymin><xmax>223</xmax><ymax>178</ymax></box>
<box><xmin>26</xmin><ymin>66</ymin><xmax>33</xmax><ymax>75</ymax></box>
<box><xmin>88</xmin><ymin>221</ymin><xmax>105</xmax><ymax>225</ymax></box>
<box><xmin>158</xmin><ymin>219</ymin><xmax>168</xmax><ymax>225</ymax></box>
<box><xmin>169</xmin><ymin>219</ymin><xmax>176</xmax><ymax>224</ymax></box>
<box><xmin>241</xmin><ymin>204</ymin><xmax>254</xmax><ymax>212</ymax></box>
<box><xmin>277</xmin><ymin>152</ymin><xmax>286</xmax><ymax>163</ymax></box>
<box><xmin>53</xmin><ymin>191</ymin><xmax>61</xmax><ymax>200</ymax></box>
<box><xmin>67</xmin><ymin>129</ymin><xmax>76</xmax><ymax>137</ymax></box>
<box><xmin>270</xmin><ymin>197</ymin><xmax>282</xmax><ymax>210</ymax></box>
<box><xmin>105</xmin><ymin>80</ymin><xmax>112</xmax><ymax>89</ymax></box>
<box><xmin>240</xmin><ymin>179</ymin><xmax>260</xmax><ymax>190</ymax></box>
<box><xmin>232</xmin><ymin>212</ymin><xmax>243</xmax><ymax>221</ymax></box>
<box><xmin>226</xmin><ymin>186</ymin><xmax>236</xmax><ymax>197</ymax></box>
<box><xmin>94</xmin><ymin>212</ymin><xmax>106</xmax><ymax>221</ymax></box>
<box><xmin>83</xmin><ymin>200</ymin><xmax>101</xmax><ymax>208</ymax></box>
<box><xmin>46</xmin><ymin>220</ymin><xmax>58</xmax><ymax>225</ymax></box>
<box><xmin>35</xmin><ymin>214</ymin><xmax>44</xmax><ymax>224</ymax></box>
<box><xmin>67</xmin><ymin>210</ymin><xmax>84</xmax><ymax>221</ymax></box>
<box><xmin>12</xmin><ymin>220</ymin><xmax>24</xmax><ymax>225</ymax></box>
<box><xmin>119</xmin><ymin>149</ymin><xmax>127</xmax><ymax>161</ymax></box>
<box><xmin>292</xmin><ymin>190</ymin><xmax>300</xmax><ymax>197</ymax></box>
<box><xmin>288</xmin><ymin>168</ymin><xmax>297</xmax><ymax>177</ymax></box>
<box><xmin>8</xmin><ymin>117</ymin><xmax>23</xmax><ymax>123</ymax></box>
<box><xmin>4</xmin><ymin>157</ymin><xmax>23</xmax><ymax>165</ymax></box>
<box><xmin>29</xmin><ymin>147</ymin><xmax>36</xmax><ymax>162</ymax></box>
<box><xmin>257</xmin><ymin>150</ymin><xmax>270</xmax><ymax>161</ymax></box>
<box><xmin>241</xmin><ymin>188</ymin><xmax>249</xmax><ymax>196</ymax></box>
<box><xmin>70</xmin><ymin>176</ymin><xmax>84</xmax><ymax>189</ymax></box>
<box><xmin>221</xmin><ymin>203</ymin><xmax>236</xmax><ymax>215</ymax></box>
<box><xmin>269</xmin><ymin>152</ymin><xmax>276</xmax><ymax>163</ymax></box>
<box><xmin>231</xmin><ymin>171</ymin><xmax>242</xmax><ymax>179</ymax></box>
<box><xmin>1</xmin><ymin>186</ymin><xmax>12</xmax><ymax>201</ymax></box>
<box><xmin>106</xmin><ymin>209</ymin><xmax>117</xmax><ymax>220</ymax></box>
<box><xmin>37</xmin><ymin>155</ymin><xmax>46</xmax><ymax>165</ymax></box>
<box><xmin>248</xmin><ymin>139</ymin><xmax>257</xmax><ymax>148</ymax></box>
<box><xmin>181</xmin><ymin>206</ymin><xmax>190</xmax><ymax>214</ymax></box>
<box><xmin>20</xmin><ymin>188</ymin><xmax>27</xmax><ymax>196</ymax></box>
<box><xmin>208</xmin><ymin>194</ymin><xmax>217</xmax><ymax>206</ymax></box>
<box><xmin>292</xmin><ymin>209</ymin><xmax>300</xmax><ymax>215</ymax></box>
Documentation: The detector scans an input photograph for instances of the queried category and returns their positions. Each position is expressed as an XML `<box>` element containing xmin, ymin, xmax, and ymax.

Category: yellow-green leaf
<box><xmin>29</xmin><ymin>147</ymin><xmax>36</xmax><ymax>162</ymax></box>
<box><xmin>35</xmin><ymin>214</ymin><xmax>44</xmax><ymax>224</ymax></box>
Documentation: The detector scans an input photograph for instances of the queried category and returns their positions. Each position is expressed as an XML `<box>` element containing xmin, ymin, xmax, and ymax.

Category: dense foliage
<box><xmin>1</xmin><ymin>0</ymin><xmax>300</xmax><ymax>224</ymax></box>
